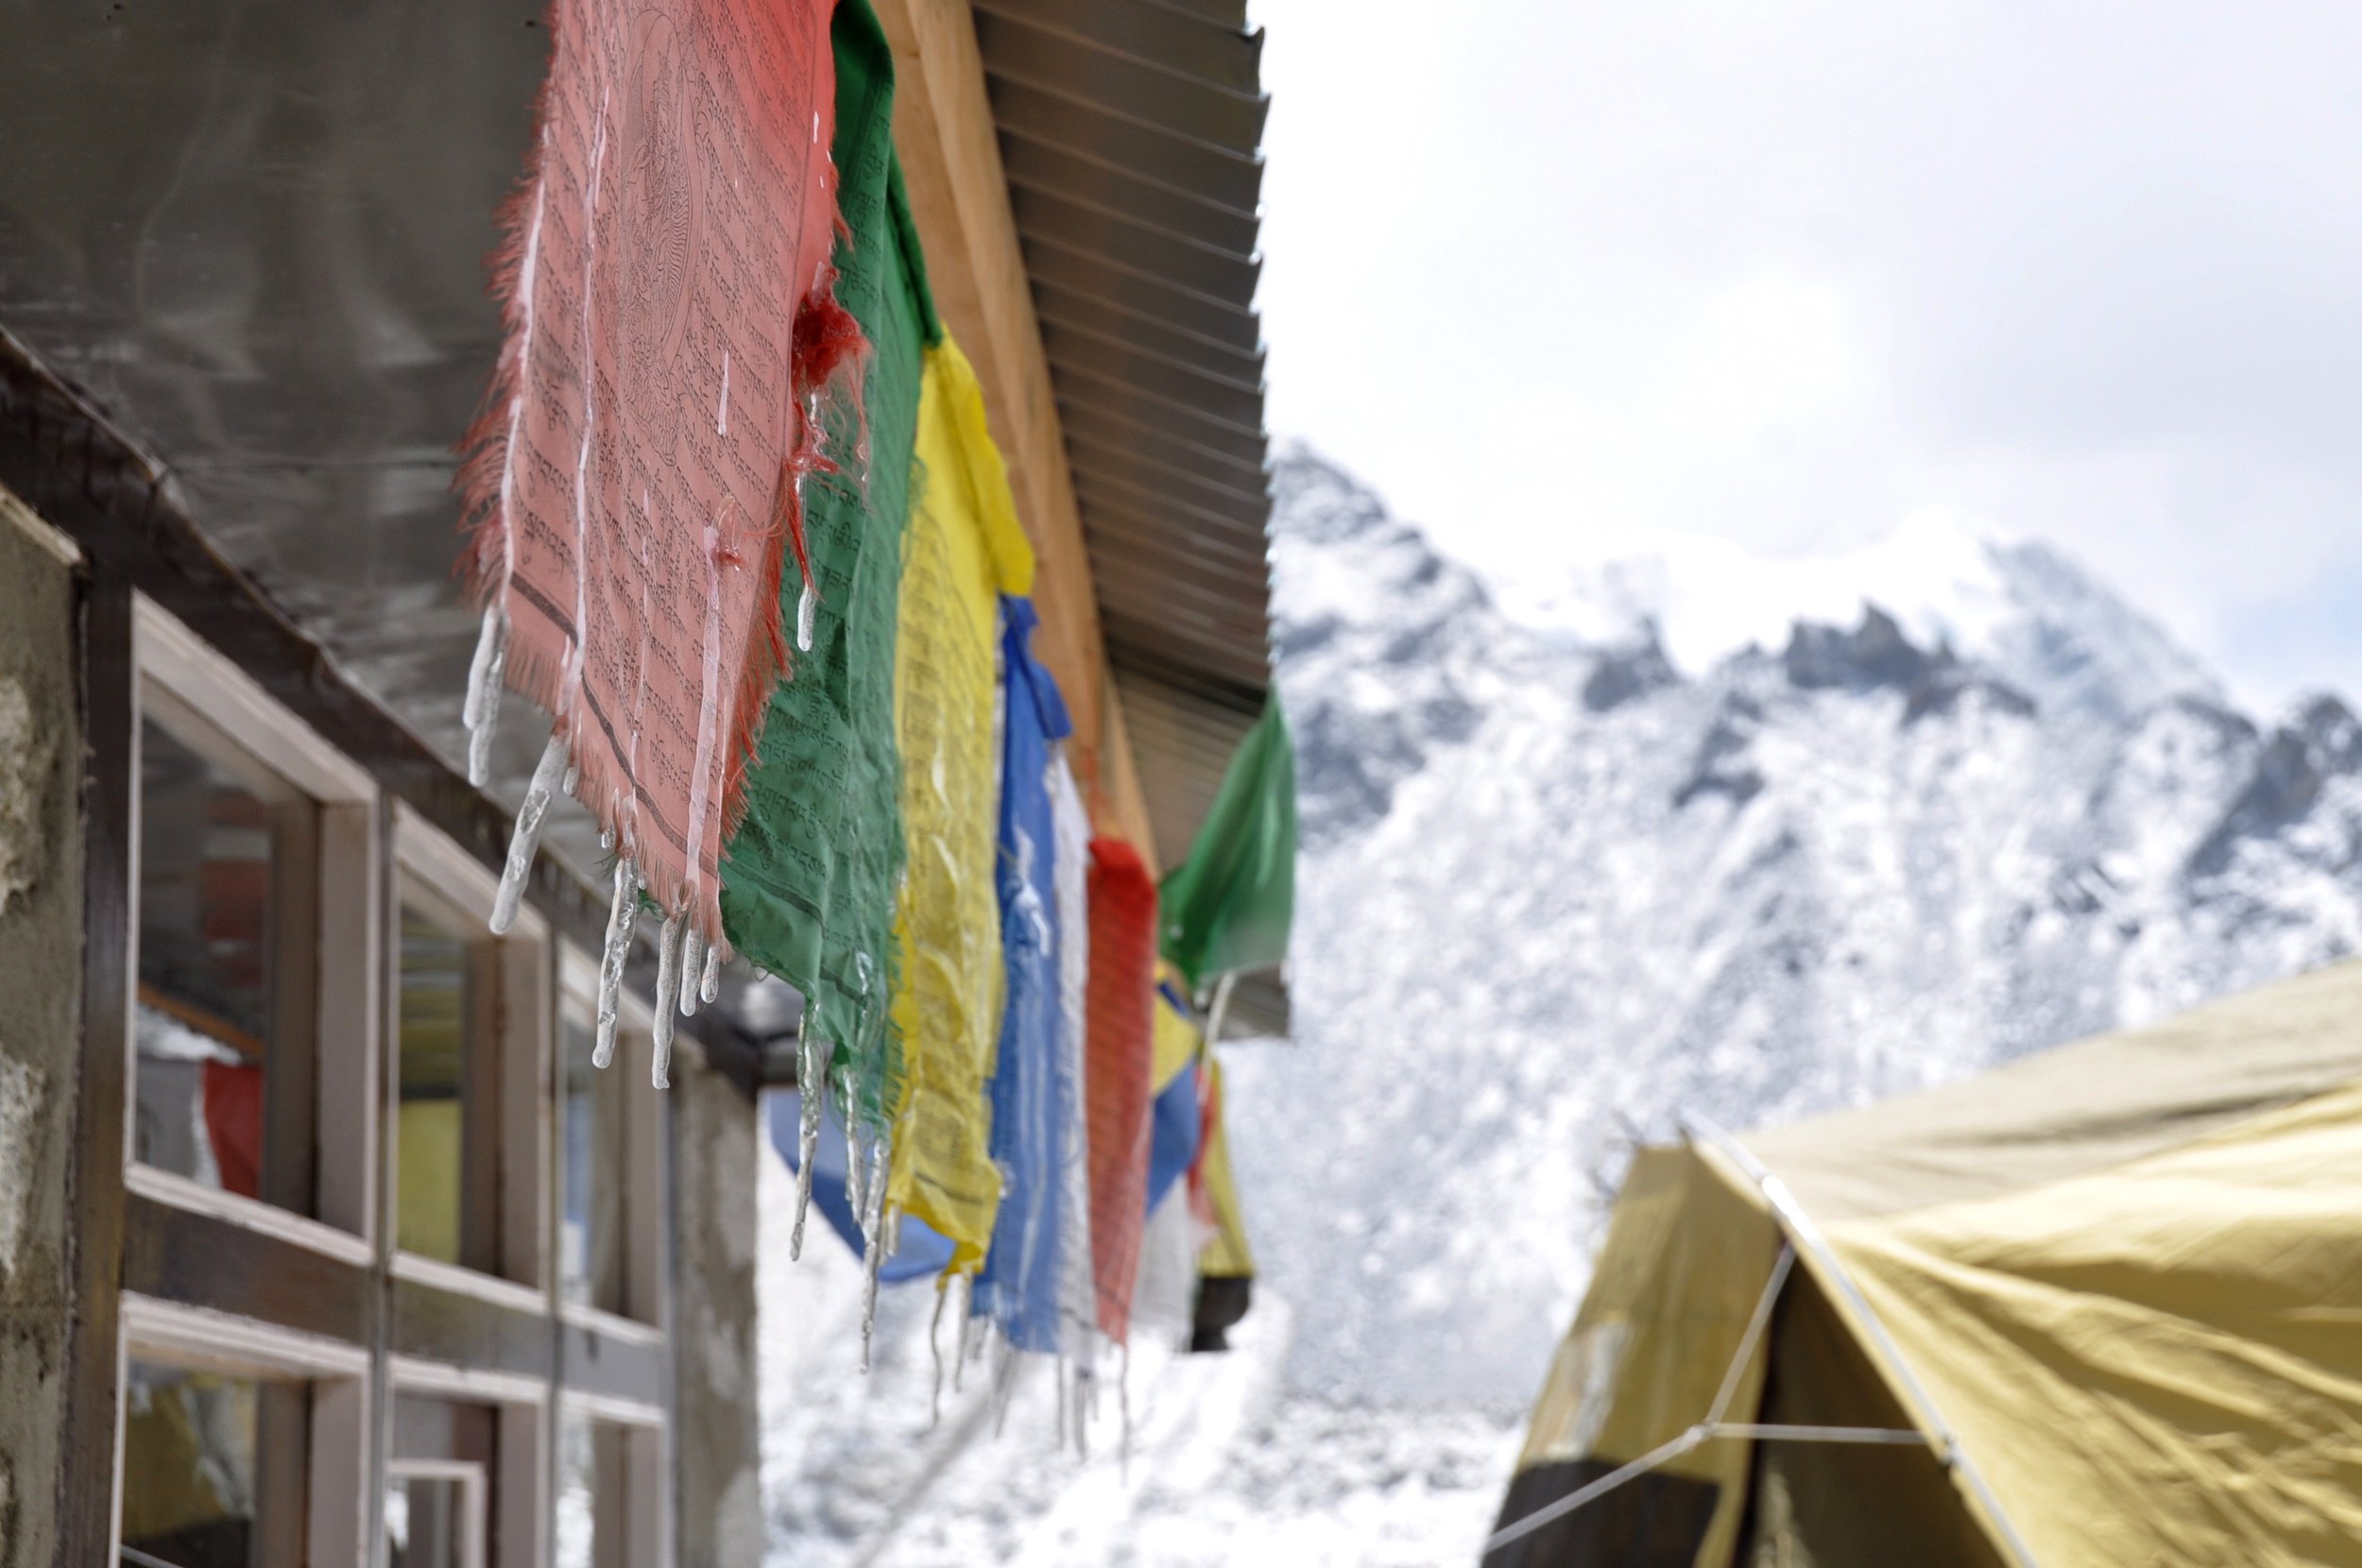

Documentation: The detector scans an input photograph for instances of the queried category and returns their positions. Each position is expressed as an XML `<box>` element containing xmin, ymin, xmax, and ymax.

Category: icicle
<box><xmin>1074</xmin><ymin>1371</ymin><xmax>1091</xmax><ymax>1461</ymax></box>
<box><xmin>928</xmin><ymin>1286</ymin><xmax>949</xmax><ymax>1431</ymax></box>
<box><xmin>796</xmin><ymin>578</ymin><xmax>817</xmax><ymax>653</ymax></box>
<box><xmin>1056</xmin><ymin>1360</ymin><xmax>1069</xmax><ymax>1452</ymax></box>
<box><xmin>593</xmin><ymin>860</ymin><xmax>639</xmax><ymax>1069</ymax></box>
<box><xmin>842</xmin><ymin>1114</ymin><xmax>868</xmax><ymax>1222</ymax></box>
<box><xmin>1119</xmin><ymin>1342</ymin><xmax>1134</xmax><ymax>1481</ymax></box>
<box><xmin>649</xmin><ymin>912</ymin><xmax>684</xmax><ymax>1089</ymax></box>
<box><xmin>699</xmin><ymin>943</ymin><xmax>722</xmax><ymax>1004</ymax></box>
<box><xmin>489</xmin><ymin>734</ymin><xmax>567</xmax><ymax>934</ymax></box>
<box><xmin>952</xmin><ymin>1276</ymin><xmax>974</xmax><ymax>1394</ymax></box>
<box><xmin>600</xmin><ymin>826</ymin><xmax>614</xmax><ymax>850</ymax></box>
<box><xmin>790</xmin><ymin>1029</ymin><xmax>825</xmax><ymax>1260</ymax></box>
<box><xmin>858</xmin><ymin>1145</ymin><xmax>888</xmax><ymax>1372</ymax></box>
<box><xmin>676</xmin><ymin>928</ymin><xmax>703</xmax><ymax>1017</ymax></box>
<box><xmin>991</xmin><ymin>1337</ymin><xmax>1018</xmax><ymax>1440</ymax></box>
<box><xmin>463</xmin><ymin>605</ymin><xmax>508</xmax><ymax>788</ymax></box>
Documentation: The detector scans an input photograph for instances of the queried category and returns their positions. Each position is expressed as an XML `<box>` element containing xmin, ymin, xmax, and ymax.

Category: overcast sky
<box><xmin>1248</xmin><ymin>0</ymin><xmax>2362</xmax><ymax>711</ymax></box>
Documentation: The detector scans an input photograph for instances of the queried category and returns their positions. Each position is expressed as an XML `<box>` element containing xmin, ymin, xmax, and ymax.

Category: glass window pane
<box><xmin>559</xmin><ymin>999</ymin><xmax>626</xmax><ymax>1311</ymax></box>
<box><xmin>118</xmin><ymin>1361</ymin><xmax>264</xmax><ymax>1567</ymax></box>
<box><xmin>386</xmin><ymin>1474</ymin><xmax>472</xmax><ymax>1568</ymax></box>
<box><xmin>134</xmin><ymin>718</ymin><xmax>298</xmax><ymax>1200</ymax></box>
<box><xmin>396</xmin><ymin>901</ymin><xmax>484</xmax><ymax>1265</ymax></box>
<box><xmin>555</xmin><ymin>1412</ymin><xmax>596</xmax><ymax>1568</ymax></box>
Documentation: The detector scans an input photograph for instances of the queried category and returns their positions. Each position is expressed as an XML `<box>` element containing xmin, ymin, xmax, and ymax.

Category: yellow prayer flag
<box><xmin>887</xmin><ymin>335</ymin><xmax>1036</xmax><ymax>1270</ymax></box>
<box><xmin>1152</xmin><ymin>968</ymin><xmax>1201</xmax><ymax>1094</ymax></box>
<box><xmin>1199</xmin><ymin>1057</ymin><xmax>1254</xmax><ymax>1280</ymax></box>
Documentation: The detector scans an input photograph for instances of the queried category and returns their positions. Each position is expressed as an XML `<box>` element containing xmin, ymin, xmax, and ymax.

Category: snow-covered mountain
<box><xmin>759</xmin><ymin>445</ymin><xmax>2362</xmax><ymax>1563</ymax></box>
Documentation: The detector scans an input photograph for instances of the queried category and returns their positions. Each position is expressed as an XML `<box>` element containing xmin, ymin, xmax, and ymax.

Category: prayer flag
<box><xmin>1085</xmin><ymin>835</ymin><xmax>1159</xmax><ymax>1343</ymax></box>
<box><xmin>1050</xmin><ymin>757</ymin><xmax>1101</xmax><ymax>1360</ymax></box>
<box><xmin>971</xmin><ymin>598</ymin><xmax>1074</xmax><ymax>1352</ymax></box>
<box><xmin>883</xmin><ymin>334</ymin><xmax>1036</xmax><ymax>1269</ymax></box>
<box><xmin>457</xmin><ymin>0</ymin><xmax>846</xmax><ymax>941</ymax></box>
<box><xmin>720</xmin><ymin>0</ymin><xmax>926</xmax><ymax>1142</ymax></box>
<box><xmin>1158</xmin><ymin>693</ymin><xmax>1298</xmax><ymax>991</ymax></box>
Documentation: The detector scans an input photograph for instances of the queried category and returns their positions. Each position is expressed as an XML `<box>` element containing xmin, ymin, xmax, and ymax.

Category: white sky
<box><xmin>1248</xmin><ymin>0</ymin><xmax>2362</xmax><ymax>712</ymax></box>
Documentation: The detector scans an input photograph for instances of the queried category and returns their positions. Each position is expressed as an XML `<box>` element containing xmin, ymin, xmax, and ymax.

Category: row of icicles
<box><xmin>461</xmin><ymin>587</ymin><xmax>927</xmax><ymax>1373</ymax></box>
<box><xmin>464</xmin><ymin>621</ymin><xmax>719</xmax><ymax>1094</ymax></box>
<box><xmin>459</xmin><ymin>572</ymin><xmax>1127</xmax><ymax>1425</ymax></box>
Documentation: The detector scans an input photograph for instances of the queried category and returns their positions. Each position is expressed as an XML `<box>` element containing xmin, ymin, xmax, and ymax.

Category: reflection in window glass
<box><xmin>555</xmin><ymin>1410</ymin><xmax>596</xmax><ymax>1568</ymax></box>
<box><xmin>386</xmin><ymin>1474</ymin><xmax>471</xmax><ymax>1568</ymax></box>
<box><xmin>559</xmin><ymin>998</ymin><xmax>625</xmax><ymax>1311</ymax></box>
<box><xmin>118</xmin><ymin>1360</ymin><xmax>263</xmax><ymax>1567</ymax></box>
<box><xmin>397</xmin><ymin>902</ymin><xmax>480</xmax><ymax>1266</ymax></box>
<box><xmin>134</xmin><ymin>718</ymin><xmax>299</xmax><ymax>1200</ymax></box>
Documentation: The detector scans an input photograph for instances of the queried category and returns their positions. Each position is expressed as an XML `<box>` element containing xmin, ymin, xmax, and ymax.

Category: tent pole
<box><xmin>1706</xmin><ymin>1245</ymin><xmax>1793</xmax><ymax>1426</ymax></box>
<box><xmin>1684</xmin><ymin>1116</ymin><xmax>2045</xmax><ymax>1568</ymax></box>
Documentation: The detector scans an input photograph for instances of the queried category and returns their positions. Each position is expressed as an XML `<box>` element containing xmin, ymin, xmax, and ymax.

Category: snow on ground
<box><xmin>758</xmin><ymin>1142</ymin><xmax>1518</xmax><ymax>1567</ymax></box>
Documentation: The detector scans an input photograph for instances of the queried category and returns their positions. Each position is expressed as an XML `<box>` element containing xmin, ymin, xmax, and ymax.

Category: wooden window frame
<box><xmin>391</xmin><ymin>805</ymin><xmax>553</xmax><ymax>1299</ymax></box>
<box><xmin>95</xmin><ymin>596</ymin><xmax>669</xmax><ymax>1568</ymax></box>
<box><xmin>385</xmin><ymin>1458</ymin><xmax>490</xmax><ymax>1568</ymax></box>
<box><xmin>385</xmin><ymin>1367</ymin><xmax>550</xmax><ymax>1568</ymax></box>
<box><xmin>557</xmin><ymin>1396</ymin><xmax>669</xmax><ymax>1568</ymax></box>
<box><xmin>555</xmin><ymin>948</ymin><xmax>670</xmax><ymax>1335</ymax></box>
<box><xmin>115</xmin><ymin>1291</ymin><xmax>373</xmax><ymax>1568</ymax></box>
<box><xmin>126</xmin><ymin>594</ymin><xmax>383</xmax><ymax>1244</ymax></box>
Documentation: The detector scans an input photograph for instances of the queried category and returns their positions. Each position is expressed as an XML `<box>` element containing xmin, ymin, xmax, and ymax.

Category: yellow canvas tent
<box><xmin>1488</xmin><ymin>958</ymin><xmax>2362</xmax><ymax>1568</ymax></box>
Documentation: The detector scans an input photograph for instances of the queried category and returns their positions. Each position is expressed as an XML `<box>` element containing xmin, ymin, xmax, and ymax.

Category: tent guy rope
<box><xmin>1481</xmin><ymin>1241</ymin><xmax>1928</xmax><ymax>1556</ymax></box>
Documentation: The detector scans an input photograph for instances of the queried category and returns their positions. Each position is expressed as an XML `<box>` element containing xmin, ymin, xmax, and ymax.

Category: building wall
<box><xmin>673</xmin><ymin>1048</ymin><xmax>765</xmax><ymax>1568</ymax></box>
<box><xmin>0</xmin><ymin>503</ymin><xmax>84</xmax><ymax>1568</ymax></box>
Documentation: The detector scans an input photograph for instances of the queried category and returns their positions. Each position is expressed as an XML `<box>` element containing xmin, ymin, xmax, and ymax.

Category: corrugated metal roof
<box><xmin>972</xmin><ymin>0</ymin><xmax>1286</xmax><ymax>1034</ymax></box>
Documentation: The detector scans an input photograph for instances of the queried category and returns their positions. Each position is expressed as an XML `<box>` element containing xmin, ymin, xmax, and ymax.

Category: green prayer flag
<box><xmin>720</xmin><ymin>0</ymin><xmax>932</xmax><ymax>1138</ymax></box>
<box><xmin>1158</xmin><ymin>693</ymin><xmax>1298</xmax><ymax>991</ymax></box>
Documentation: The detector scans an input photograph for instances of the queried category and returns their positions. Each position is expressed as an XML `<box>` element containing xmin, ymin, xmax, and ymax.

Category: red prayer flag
<box><xmin>1085</xmin><ymin>836</ymin><xmax>1159</xmax><ymax>1342</ymax></box>
<box><xmin>457</xmin><ymin>0</ymin><xmax>852</xmax><ymax>939</ymax></box>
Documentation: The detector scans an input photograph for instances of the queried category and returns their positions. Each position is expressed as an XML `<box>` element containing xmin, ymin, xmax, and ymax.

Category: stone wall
<box><xmin>0</xmin><ymin>495</ymin><xmax>85</xmax><ymax>1568</ymax></box>
<box><xmin>670</xmin><ymin>1049</ymin><xmax>764</xmax><ymax>1568</ymax></box>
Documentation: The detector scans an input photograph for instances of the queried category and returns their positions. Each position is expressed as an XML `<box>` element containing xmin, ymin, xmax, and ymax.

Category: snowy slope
<box><xmin>760</xmin><ymin>445</ymin><xmax>2362</xmax><ymax>1561</ymax></box>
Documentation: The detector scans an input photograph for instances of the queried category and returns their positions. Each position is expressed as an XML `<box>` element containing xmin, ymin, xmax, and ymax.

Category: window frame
<box><xmin>97</xmin><ymin>593</ymin><xmax>674</xmax><ymax>1568</ymax></box>
<box><xmin>556</xmin><ymin>1396</ymin><xmax>670</xmax><ymax>1568</ymax></box>
<box><xmin>125</xmin><ymin>595</ymin><xmax>382</xmax><ymax>1244</ymax></box>
<box><xmin>384</xmin><ymin>1458</ymin><xmax>490</xmax><ymax>1568</ymax></box>
<box><xmin>555</xmin><ymin>947</ymin><xmax>670</xmax><ymax>1336</ymax></box>
<box><xmin>115</xmin><ymin>1290</ymin><xmax>373</xmax><ymax>1568</ymax></box>
<box><xmin>391</xmin><ymin>805</ymin><xmax>554</xmax><ymax>1299</ymax></box>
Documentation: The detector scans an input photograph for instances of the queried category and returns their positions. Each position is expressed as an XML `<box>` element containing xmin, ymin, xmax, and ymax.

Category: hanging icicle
<box><xmin>490</xmin><ymin>733</ymin><xmax>568</xmax><ymax>934</ymax></box>
<box><xmin>790</xmin><ymin>1028</ymin><xmax>826</xmax><ymax>1260</ymax></box>
<box><xmin>594</xmin><ymin>859</ymin><xmax>639</xmax><ymax>1070</ymax></box>
<box><xmin>677</xmin><ymin>928</ymin><xmax>704</xmax><ymax>1017</ymax></box>
<box><xmin>650</xmin><ymin>912</ymin><xmax>684</xmax><ymax>1089</ymax></box>
<box><xmin>858</xmin><ymin>1136</ymin><xmax>890</xmax><ymax>1372</ymax></box>
<box><xmin>699</xmin><ymin>943</ymin><xmax>722</xmax><ymax>1005</ymax></box>
<box><xmin>951</xmin><ymin>1274</ymin><xmax>976</xmax><ymax>1395</ymax></box>
<box><xmin>1120</xmin><ymin>1341</ymin><xmax>1135</xmax><ymax>1479</ymax></box>
<box><xmin>928</xmin><ymin>1285</ymin><xmax>949</xmax><ymax>1431</ymax></box>
<box><xmin>462</xmin><ymin>605</ymin><xmax>508</xmax><ymax>789</ymax></box>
